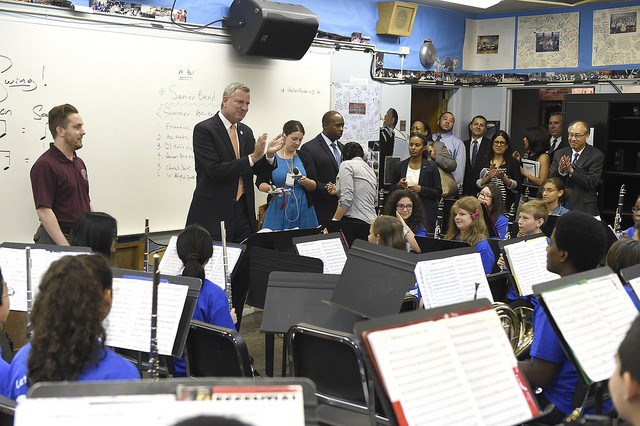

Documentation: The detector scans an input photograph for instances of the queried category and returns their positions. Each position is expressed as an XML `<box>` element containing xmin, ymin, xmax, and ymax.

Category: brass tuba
<box><xmin>492</xmin><ymin>302</ymin><xmax>534</xmax><ymax>358</ymax></box>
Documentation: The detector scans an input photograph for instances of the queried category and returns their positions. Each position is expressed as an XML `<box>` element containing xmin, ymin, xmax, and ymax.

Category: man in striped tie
<box><xmin>549</xmin><ymin>120</ymin><xmax>604</xmax><ymax>216</ymax></box>
<box><xmin>463</xmin><ymin>115</ymin><xmax>492</xmax><ymax>195</ymax></box>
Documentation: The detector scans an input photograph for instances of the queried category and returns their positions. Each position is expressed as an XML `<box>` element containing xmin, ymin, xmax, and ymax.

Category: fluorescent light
<box><xmin>436</xmin><ymin>0</ymin><xmax>502</xmax><ymax>9</ymax></box>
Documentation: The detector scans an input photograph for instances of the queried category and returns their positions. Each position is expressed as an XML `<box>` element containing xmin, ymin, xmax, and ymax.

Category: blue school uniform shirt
<box><xmin>625</xmin><ymin>226</ymin><xmax>635</xmax><ymax>240</ymax></box>
<box><xmin>173</xmin><ymin>278</ymin><xmax>235</xmax><ymax>376</ymax></box>
<box><xmin>475</xmin><ymin>239</ymin><xmax>495</xmax><ymax>275</ymax></box>
<box><xmin>2</xmin><ymin>343</ymin><xmax>139</xmax><ymax>400</ymax></box>
<box><xmin>495</xmin><ymin>214</ymin><xmax>508</xmax><ymax>239</ymax></box>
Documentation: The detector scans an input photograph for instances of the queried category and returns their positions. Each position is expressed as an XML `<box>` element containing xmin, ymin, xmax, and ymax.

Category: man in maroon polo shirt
<box><xmin>30</xmin><ymin>104</ymin><xmax>91</xmax><ymax>245</ymax></box>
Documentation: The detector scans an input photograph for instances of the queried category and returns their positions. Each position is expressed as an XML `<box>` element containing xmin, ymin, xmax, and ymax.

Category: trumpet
<box><xmin>613</xmin><ymin>184</ymin><xmax>626</xmax><ymax>238</ymax></box>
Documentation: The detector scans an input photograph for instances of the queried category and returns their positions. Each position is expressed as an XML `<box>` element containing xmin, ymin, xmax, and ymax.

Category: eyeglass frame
<box><xmin>396</xmin><ymin>204</ymin><xmax>413</xmax><ymax>211</ymax></box>
<box><xmin>477</xmin><ymin>192</ymin><xmax>493</xmax><ymax>200</ymax></box>
<box><xmin>568</xmin><ymin>132</ymin><xmax>589</xmax><ymax>139</ymax></box>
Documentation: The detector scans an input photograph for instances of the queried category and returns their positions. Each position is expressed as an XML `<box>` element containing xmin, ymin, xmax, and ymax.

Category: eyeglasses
<box><xmin>568</xmin><ymin>132</ymin><xmax>588</xmax><ymax>139</ymax></box>
<box><xmin>493</xmin><ymin>140</ymin><xmax>507</xmax><ymax>146</ymax></box>
<box><xmin>396</xmin><ymin>204</ymin><xmax>413</xmax><ymax>211</ymax></box>
<box><xmin>477</xmin><ymin>192</ymin><xmax>493</xmax><ymax>200</ymax></box>
<box><xmin>541</xmin><ymin>188</ymin><xmax>557</xmax><ymax>193</ymax></box>
<box><xmin>633</xmin><ymin>207</ymin><xmax>639</xmax><ymax>213</ymax></box>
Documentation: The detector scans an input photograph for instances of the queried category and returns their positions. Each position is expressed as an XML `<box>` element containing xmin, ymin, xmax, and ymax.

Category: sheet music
<box><xmin>14</xmin><ymin>390</ymin><xmax>305</xmax><ymax>426</ymax></box>
<box><xmin>104</xmin><ymin>277</ymin><xmax>188</xmax><ymax>356</ymax></box>
<box><xmin>414</xmin><ymin>252</ymin><xmax>492</xmax><ymax>309</ymax></box>
<box><xmin>629</xmin><ymin>277</ymin><xmax>640</xmax><ymax>303</ymax></box>
<box><xmin>0</xmin><ymin>246</ymin><xmax>90</xmax><ymax>312</ymax></box>
<box><xmin>503</xmin><ymin>237</ymin><xmax>559</xmax><ymax>296</ymax></box>
<box><xmin>366</xmin><ymin>308</ymin><xmax>537</xmax><ymax>425</ymax></box>
<box><xmin>540</xmin><ymin>273</ymin><xmax>638</xmax><ymax>382</ymax></box>
<box><xmin>158</xmin><ymin>236</ymin><xmax>242</xmax><ymax>290</ymax></box>
<box><xmin>295</xmin><ymin>238</ymin><xmax>347</xmax><ymax>274</ymax></box>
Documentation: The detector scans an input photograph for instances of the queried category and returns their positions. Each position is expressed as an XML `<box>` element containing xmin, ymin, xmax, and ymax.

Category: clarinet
<box><xmin>220</xmin><ymin>221</ymin><xmax>233</xmax><ymax>307</ymax></box>
<box><xmin>614</xmin><ymin>184</ymin><xmax>626</xmax><ymax>238</ymax></box>
<box><xmin>148</xmin><ymin>253</ymin><xmax>160</xmax><ymax>380</ymax></box>
<box><xmin>25</xmin><ymin>246</ymin><xmax>33</xmax><ymax>338</ymax></box>
<box><xmin>522</xmin><ymin>186</ymin><xmax>530</xmax><ymax>203</ymax></box>
<box><xmin>433</xmin><ymin>198</ymin><xmax>444</xmax><ymax>239</ymax></box>
<box><xmin>504</xmin><ymin>203</ymin><xmax>516</xmax><ymax>240</ymax></box>
<box><xmin>143</xmin><ymin>218</ymin><xmax>150</xmax><ymax>272</ymax></box>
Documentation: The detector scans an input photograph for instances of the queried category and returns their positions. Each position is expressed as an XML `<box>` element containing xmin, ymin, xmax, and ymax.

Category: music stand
<box><xmin>0</xmin><ymin>396</ymin><xmax>15</xmax><ymax>426</ymax></box>
<box><xmin>620</xmin><ymin>263</ymin><xmax>640</xmax><ymax>304</ymax></box>
<box><xmin>261</xmin><ymin>271</ymin><xmax>363</xmax><ymax>376</ymax></box>
<box><xmin>329</xmin><ymin>240</ymin><xmax>418</xmax><ymax>318</ymax></box>
<box><xmin>293</xmin><ymin>232</ymin><xmax>349</xmax><ymax>274</ymax></box>
<box><xmin>109</xmin><ymin>268</ymin><xmax>201</xmax><ymax>358</ymax></box>
<box><xmin>414</xmin><ymin>236</ymin><xmax>469</xmax><ymax>253</ymax></box>
<box><xmin>247</xmin><ymin>247</ymin><xmax>323</xmax><ymax>309</ymax></box>
<box><xmin>24</xmin><ymin>377</ymin><xmax>318</xmax><ymax>426</ymax></box>
<box><xmin>541</xmin><ymin>214</ymin><xmax>558</xmax><ymax>237</ymax></box>
<box><xmin>319</xmin><ymin>220</ymin><xmax>370</xmax><ymax>248</ymax></box>
<box><xmin>498</xmin><ymin>233</ymin><xmax>555</xmax><ymax>298</ymax></box>
<box><xmin>242</xmin><ymin>227</ymin><xmax>322</xmax><ymax>254</ymax></box>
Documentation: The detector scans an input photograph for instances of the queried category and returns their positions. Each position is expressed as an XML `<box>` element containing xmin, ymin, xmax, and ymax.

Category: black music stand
<box><xmin>261</xmin><ymin>272</ymin><xmax>363</xmax><ymax>376</ymax></box>
<box><xmin>414</xmin><ymin>236</ymin><xmax>469</xmax><ymax>253</ymax></box>
<box><xmin>319</xmin><ymin>220</ymin><xmax>370</xmax><ymax>248</ymax></box>
<box><xmin>247</xmin><ymin>247</ymin><xmax>323</xmax><ymax>309</ymax></box>
<box><xmin>0</xmin><ymin>396</ymin><xmax>15</xmax><ymax>426</ymax></box>
<box><xmin>26</xmin><ymin>377</ymin><xmax>318</xmax><ymax>426</ymax></box>
<box><xmin>241</xmin><ymin>227</ymin><xmax>322</xmax><ymax>254</ymax></box>
<box><xmin>620</xmin><ymin>263</ymin><xmax>640</xmax><ymax>289</ymax></box>
<box><xmin>541</xmin><ymin>214</ymin><xmax>558</xmax><ymax>237</ymax></box>
<box><xmin>109</xmin><ymin>269</ymin><xmax>201</xmax><ymax>374</ymax></box>
<box><xmin>329</xmin><ymin>240</ymin><xmax>418</xmax><ymax>318</ymax></box>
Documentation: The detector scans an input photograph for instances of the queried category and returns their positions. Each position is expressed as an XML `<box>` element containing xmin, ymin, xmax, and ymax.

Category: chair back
<box><xmin>185</xmin><ymin>320</ymin><xmax>253</xmax><ymax>377</ymax></box>
<box><xmin>400</xmin><ymin>294</ymin><xmax>419</xmax><ymax>312</ymax></box>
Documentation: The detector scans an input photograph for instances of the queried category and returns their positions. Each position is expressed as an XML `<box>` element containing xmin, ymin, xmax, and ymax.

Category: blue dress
<box><xmin>262</xmin><ymin>153</ymin><xmax>318</xmax><ymax>231</ymax></box>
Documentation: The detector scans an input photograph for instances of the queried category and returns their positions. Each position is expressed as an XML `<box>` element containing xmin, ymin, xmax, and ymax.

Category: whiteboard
<box><xmin>0</xmin><ymin>9</ymin><xmax>331</xmax><ymax>242</ymax></box>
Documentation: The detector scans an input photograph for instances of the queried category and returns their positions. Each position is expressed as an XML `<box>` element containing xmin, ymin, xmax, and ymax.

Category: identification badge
<box><xmin>285</xmin><ymin>173</ymin><xmax>295</xmax><ymax>187</ymax></box>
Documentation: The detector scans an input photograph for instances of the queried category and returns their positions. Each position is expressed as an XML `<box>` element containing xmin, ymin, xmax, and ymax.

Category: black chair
<box><xmin>185</xmin><ymin>320</ymin><xmax>253</xmax><ymax>377</ymax></box>
<box><xmin>400</xmin><ymin>294</ymin><xmax>419</xmax><ymax>312</ymax></box>
<box><xmin>0</xmin><ymin>396</ymin><xmax>14</xmax><ymax>426</ymax></box>
<box><xmin>288</xmin><ymin>323</ymin><xmax>389</xmax><ymax>426</ymax></box>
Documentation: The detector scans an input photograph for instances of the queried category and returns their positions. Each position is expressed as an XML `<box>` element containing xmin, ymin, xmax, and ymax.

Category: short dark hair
<box><xmin>389</xmin><ymin>108</ymin><xmax>398</xmax><ymax>127</ymax></box>
<box><xmin>283</xmin><ymin>120</ymin><xmax>305</xmax><ymax>136</ymax></box>
<box><xmin>491</xmin><ymin>130</ymin><xmax>513</xmax><ymax>155</ymax></box>
<box><xmin>72</xmin><ymin>212</ymin><xmax>118</xmax><ymax>259</ymax></box>
<box><xmin>618</xmin><ymin>315</ymin><xmax>640</xmax><ymax>382</ymax></box>
<box><xmin>605</xmin><ymin>239</ymin><xmax>640</xmax><ymax>274</ymax></box>
<box><xmin>322</xmin><ymin>110</ymin><xmax>341</xmax><ymax>126</ymax></box>
<box><xmin>469</xmin><ymin>115</ymin><xmax>487</xmax><ymax>126</ymax></box>
<box><xmin>524</xmin><ymin>126</ymin><xmax>550</xmax><ymax>155</ymax></box>
<box><xmin>554</xmin><ymin>211</ymin><xmax>607</xmax><ymax>272</ymax></box>
<box><xmin>48</xmin><ymin>103</ymin><xmax>79</xmax><ymax>139</ymax></box>
<box><xmin>408</xmin><ymin>133</ymin><xmax>429</xmax><ymax>147</ymax></box>
<box><xmin>411</xmin><ymin>120</ymin><xmax>432</xmax><ymax>139</ymax></box>
<box><xmin>341</xmin><ymin>142</ymin><xmax>364</xmax><ymax>161</ymax></box>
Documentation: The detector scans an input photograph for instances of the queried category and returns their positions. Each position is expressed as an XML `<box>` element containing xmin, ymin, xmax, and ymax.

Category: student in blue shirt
<box><xmin>2</xmin><ymin>255</ymin><xmax>139</xmax><ymax>400</ymax></box>
<box><xmin>519</xmin><ymin>211</ymin><xmax>609</xmax><ymax>424</ymax></box>
<box><xmin>623</xmin><ymin>195</ymin><xmax>640</xmax><ymax>240</ymax></box>
<box><xmin>478</xmin><ymin>183</ymin><xmax>508</xmax><ymax>239</ymax></box>
<box><xmin>384</xmin><ymin>189</ymin><xmax>428</xmax><ymax>252</ymax></box>
<box><xmin>609</xmin><ymin>315</ymin><xmax>640</xmax><ymax>426</ymax></box>
<box><xmin>173</xmin><ymin>224</ymin><xmax>236</xmax><ymax>376</ymax></box>
<box><xmin>445</xmin><ymin>196</ymin><xmax>495</xmax><ymax>274</ymax></box>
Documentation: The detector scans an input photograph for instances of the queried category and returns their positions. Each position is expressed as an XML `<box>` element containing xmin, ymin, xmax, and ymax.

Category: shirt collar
<box><xmin>321</xmin><ymin>133</ymin><xmax>337</xmax><ymax>146</ymax></box>
<box><xmin>218</xmin><ymin>111</ymin><xmax>234</xmax><ymax>131</ymax></box>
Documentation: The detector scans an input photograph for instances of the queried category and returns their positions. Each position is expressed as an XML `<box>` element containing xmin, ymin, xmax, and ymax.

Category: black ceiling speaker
<box><xmin>226</xmin><ymin>0</ymin><xmax>319</xmax><ymax>60</ymax></box>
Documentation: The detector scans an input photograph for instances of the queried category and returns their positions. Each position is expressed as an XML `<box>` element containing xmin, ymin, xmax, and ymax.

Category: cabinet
<box><xmin>563</xmin><ymin>94</ymin><xmax>640</xmax><ymax>229</ymax></box>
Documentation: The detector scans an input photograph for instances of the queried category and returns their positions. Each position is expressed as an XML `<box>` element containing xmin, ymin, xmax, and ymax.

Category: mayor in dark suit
<box><xmin>186</xmin><ymin>82</ymin><xmax>283</xmax><ymax>325</ymax></box>
<box><xmin>549</xmin><ymin>120</ymin><xmax>604</xmax><ymax>216</ymax></box>
<box><xmin>463</xmin><ymin>115</ymin><xmax>492</xmax><ymax>195</ymax></box>
<box><xmin>300</xmin><ymin>111</ymin><xmax>345</xmax><ymax>223</ymax></box>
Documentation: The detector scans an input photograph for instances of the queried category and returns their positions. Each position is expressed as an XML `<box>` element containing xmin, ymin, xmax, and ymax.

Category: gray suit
<box><xmin>550</xmin><ymin>145</ymin><xmax>604</xmax><ymax>216</ymax></box>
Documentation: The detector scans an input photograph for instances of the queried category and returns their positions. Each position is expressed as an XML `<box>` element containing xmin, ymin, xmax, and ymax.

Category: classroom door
<box><xmin>411</xmin><ymin>87</ymin><xmax>451</xmax><ymax>134</ymax></box>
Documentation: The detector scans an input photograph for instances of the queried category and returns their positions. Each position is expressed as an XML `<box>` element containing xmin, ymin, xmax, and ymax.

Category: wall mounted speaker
<box><xmin>227</xmin><ymin>0</ymin><xmax>319</xmax><ymax>60</ymax></box>
<box><xmin>376</xmin><ymin>1</ymin><xmax>418</xmax><ymax>37</ymax></box>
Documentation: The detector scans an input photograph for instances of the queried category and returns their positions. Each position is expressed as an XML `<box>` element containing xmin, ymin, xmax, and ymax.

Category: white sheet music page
<box><xmin>629</xmin><ymin>277</ymin><xmax>640</xmax><ymax>304</ymax></box>
<box><xmin>295</xmin><ymin>238</ymin><xmax>347</xmax><ymax>274</ymax></box>
<box><xmin>104</xmin><ymin>277</ymin><xmax>188</xmax><ymax>356</ymax></box>
<box><xmin>365</xmin><ymin>307</ymin><xmax>537</xmax><ymax>425</ymax></box>
<box><xmin>159</xmin><ymin>236</ymin><xmax>242</xmax><ymax>291</ymax></box>
<box><xmin>414</xmin><ymin>252</ymin><xmax>492</xmax><ymax>309</ymax></box>
<box><xmin>0</xmin><ymin>247</ymin><xmax>89</xmax><ymax>312</ymax></box>
<box><xmin>503</xmin><ymin>237</ymin><xmax>559</xmax><ymax>296</ymax></box>
<box><xmin>540</xmin><ymin>273</ymin><xmax>637</xmax><ymax>382</ymax></box>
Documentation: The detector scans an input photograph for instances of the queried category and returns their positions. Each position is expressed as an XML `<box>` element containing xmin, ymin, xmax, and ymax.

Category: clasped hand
<box><xmin>558</xmin><ymin>155</ymin><xmax>573</xmax><ymax>175</ymax></box>
<box><xmin>251</xmin><ymin>133</ymin><xmax>285</xmax><ymax>163</ymax></box>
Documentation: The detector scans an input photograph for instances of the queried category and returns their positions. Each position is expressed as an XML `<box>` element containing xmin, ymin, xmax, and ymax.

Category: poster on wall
<box><xmin>462</xmin><ymin>17</ymin><xmax>515</xmax><ymax>71</ymax></box>
<box><xmin>593</xmin><ymin>6</ymin><xmax>640</xmax><ymax>66</ymax></box>
<box><xmin>516</xmin><ymin>13</ymin><xmax>579</xmax><ymax>69</ymax></box>
<box><xmin>333</xmin><ymin>82</ymin><xmax>380</xmax><ymax>144</ymax></box>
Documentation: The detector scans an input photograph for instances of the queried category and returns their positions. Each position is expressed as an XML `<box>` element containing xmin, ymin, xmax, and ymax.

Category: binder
<box><xmin>354</xmin><ymin>299</ymin><xmax>540</xmax><ymax>426</ymax></box>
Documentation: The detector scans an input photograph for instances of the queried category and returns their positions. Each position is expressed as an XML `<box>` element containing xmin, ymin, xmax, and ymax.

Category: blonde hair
<box><xmin>520</xmin><ymin>199</ymin><xmax>548</xmax><ymax>223</ymax></box>
<box><xmin>445</xmin><ymin>196</ymin><xmax>487</xmax><ymax>246</ymax></box>
<box><xmin>372</xmin><ymin>215</ymin><xmax>405</xmax><ymax>250</ymax></box>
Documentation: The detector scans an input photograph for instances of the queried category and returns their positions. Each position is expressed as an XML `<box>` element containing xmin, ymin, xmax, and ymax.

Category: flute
<box><xmin>614</xmin><ymin>184</ymin><xmax>626</xmax><ymax>238</ymax></box>
<box><xmin>25</xmin><ymin>246</ymin><xmax>32</xmax><ymax>338</ymax></box>
<box><xmin>148</xmin><ymin>253</ymin><xmax>160</xmax><ymax>380</ymax></box>
<box><xmin>220</xmin><ymin>221</ymin><xmax>233</xmax><ymax>308</ymax></box>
